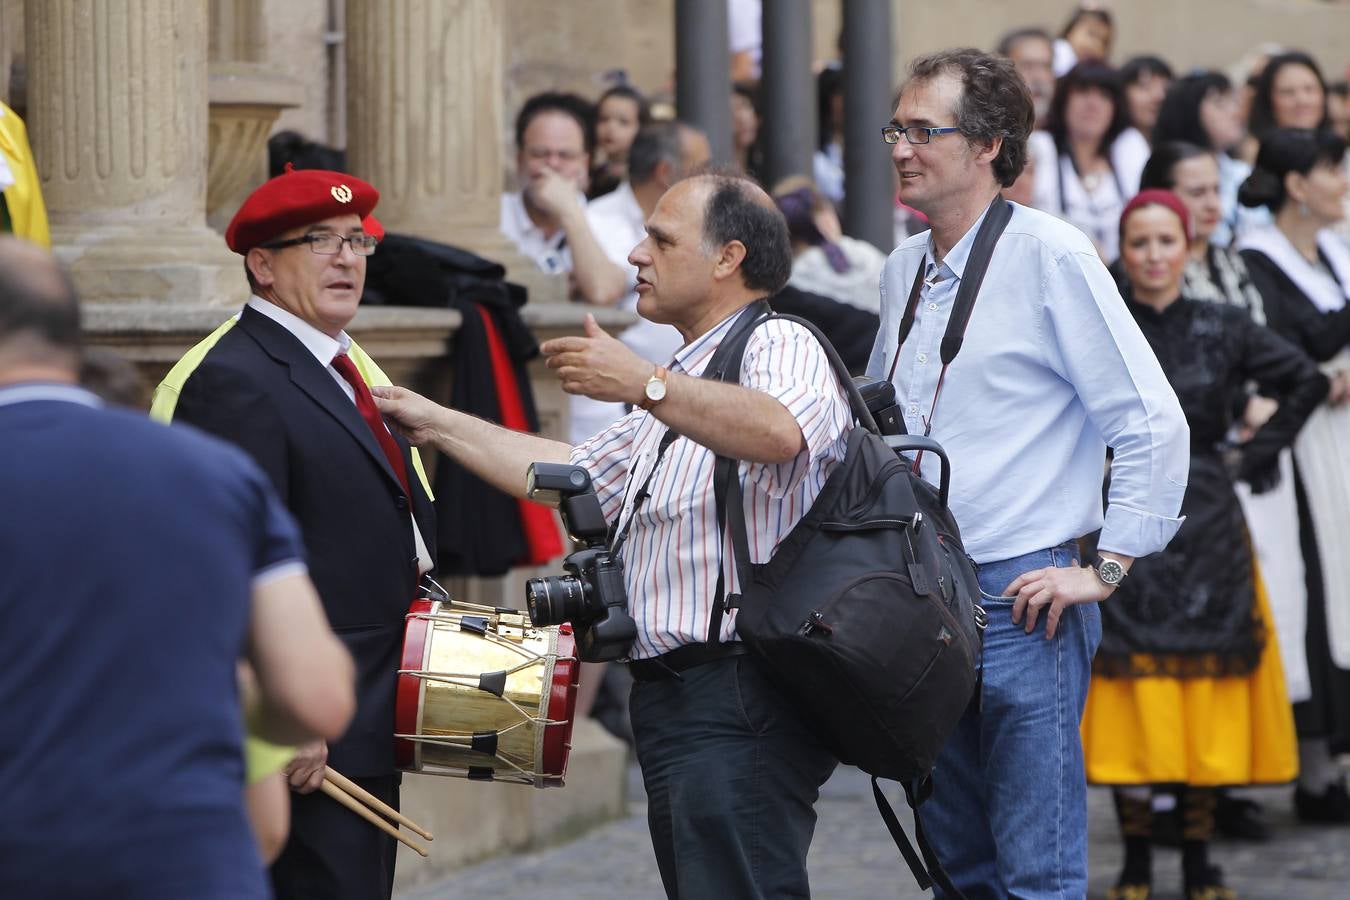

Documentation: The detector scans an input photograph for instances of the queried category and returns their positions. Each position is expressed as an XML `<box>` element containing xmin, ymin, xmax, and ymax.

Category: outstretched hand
<box><xmin>371</xmin><ymin>385</ymin><xmax>443</xmax><ymax>446</ymax></box>
<box><xmin>1004</xmin><ymin>564</ymin><xmax>1112</xmax><ymax>640</ymax></box>
<box><xmin>541</xmin><ymin>315</ymin><xmax>653</xmax><ymax>404</ymax></box>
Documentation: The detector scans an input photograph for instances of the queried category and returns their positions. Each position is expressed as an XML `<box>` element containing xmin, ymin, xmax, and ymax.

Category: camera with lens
<box><xmin>523</xmin><ymin>463</ymin><xmax>638</xmax><ymax>662</ymax></box>
<box><xmin>853</xmin><ymin>375</ymin><xmax>906</xmax><ymax>437</ymax></box>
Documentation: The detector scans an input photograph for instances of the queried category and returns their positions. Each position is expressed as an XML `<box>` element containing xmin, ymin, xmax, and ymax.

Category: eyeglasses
<box><xmin>882</xmin><ymin>124</ymin><xmax>962</xmax><ymax>145</ymax></box>
<box><xmin>260</xmin><ymin>232</ymin><xmax>379</xmax><ymax>257</ymax></box>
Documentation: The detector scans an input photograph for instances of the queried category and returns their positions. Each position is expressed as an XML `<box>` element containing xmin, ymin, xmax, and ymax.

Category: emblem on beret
<box><xmin>331</xmin><ymin>185</ymin><xmax>353</xmax><ymax>203</ymax></box>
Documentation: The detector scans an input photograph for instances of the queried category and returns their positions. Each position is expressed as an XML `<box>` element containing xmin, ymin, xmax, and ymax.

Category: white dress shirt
<box><xmin>247</xmin><ymin>297</ymin><xmax>433</xmax><ymax>573</ymax></box>
<box><xmin>866</xmin><ymin>202</ymin><xmax>1189</xmax><ymax>565</ymax></box>
<box><xmin>571</xmin><ymin>308</ymin><xmax>850</xmax><ymax>659</ymax></box>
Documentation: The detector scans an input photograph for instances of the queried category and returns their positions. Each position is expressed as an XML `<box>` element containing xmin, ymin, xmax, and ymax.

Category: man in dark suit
<box><xmin>166</xmin><ymin>167</ymin><xmax>436</xmax><ymax>900</ymax></box>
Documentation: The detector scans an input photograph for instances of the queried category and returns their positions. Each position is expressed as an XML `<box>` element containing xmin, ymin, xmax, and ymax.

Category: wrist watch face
<box><xmin>645</xmin><ymin>377</ymin><xmax>667</xmax><ymax>403</ymax></box>
<box><xmin>1096</xmin><ymin>558</ymin><xmax>1125</xmax><ymax>585</ymax></box>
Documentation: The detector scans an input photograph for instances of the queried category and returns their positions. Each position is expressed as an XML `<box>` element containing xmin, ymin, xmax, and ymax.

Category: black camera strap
<box><xmin>885</xmin><ymin>197</ymin><xmax>1012</xmax><ymax>463</ymax></box>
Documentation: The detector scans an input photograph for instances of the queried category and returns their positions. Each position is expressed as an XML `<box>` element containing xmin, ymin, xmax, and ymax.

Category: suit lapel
<box><xmin>238</xmin><ymin>306</ymin><xmax>406</xmax><ymax>495</ymax></box>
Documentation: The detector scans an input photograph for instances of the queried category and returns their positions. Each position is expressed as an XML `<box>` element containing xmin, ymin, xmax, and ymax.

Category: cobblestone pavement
<box><xmin>400</xmin><ymin>762</ymin><xmax>1350</xmax><ymax>899</ymax></box>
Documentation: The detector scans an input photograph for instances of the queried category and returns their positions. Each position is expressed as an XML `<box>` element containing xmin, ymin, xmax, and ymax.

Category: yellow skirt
<box><xmin>1082</xmin><ymin>566</ymin><xmax>1298</xmax><ymax>786</ymax></box>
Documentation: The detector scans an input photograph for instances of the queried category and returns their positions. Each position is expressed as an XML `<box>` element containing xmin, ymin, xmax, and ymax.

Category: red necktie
<box><xmin>331</xmin><ymin>353</ymin><xmax>413</xmax><ymax>502</ymax></box>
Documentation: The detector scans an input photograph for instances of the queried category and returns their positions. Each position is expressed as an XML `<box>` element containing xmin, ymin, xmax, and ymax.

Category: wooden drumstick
<box><xmin>320</xmin><ymin>779</ymin><xmax>429</xmax><ymax>857</ymax></box>
<box><xmin>323</xmin><ymin>766</ymin><xmax>435</xmax><ymax>841</ymax></box>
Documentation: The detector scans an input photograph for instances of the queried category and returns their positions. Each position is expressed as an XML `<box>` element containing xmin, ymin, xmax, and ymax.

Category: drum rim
<box><xmin>394</xmin><ymin>597</ymin><xmax>435</xmax><ymax>769</ymax></box>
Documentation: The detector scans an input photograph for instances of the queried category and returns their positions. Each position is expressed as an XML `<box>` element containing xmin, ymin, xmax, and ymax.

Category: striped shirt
<box><xmin>569</xmin><ymin>306</ymin><xmax>851</xmax><ymax>660</ymax></box>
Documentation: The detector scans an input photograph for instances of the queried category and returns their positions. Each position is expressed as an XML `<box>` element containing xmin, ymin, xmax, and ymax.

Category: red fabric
<box><xmin>331</xmin><ymin>353</ymin><xmax>413</xmax><ymax>502</ymax></box>
<box><xmin>1120</xmin><ymin>188</ymin><xmax>1193</xmax><ymax>246</ymax></box>
<box><xmin>476</xmin><ymin>305</ymin><xmax>564</xmax><ymax>565</ymax></box>
<box><xmin>226</xmin><ymin>162</ymin><xmax>379</xmax><ymax>253</ymax></box>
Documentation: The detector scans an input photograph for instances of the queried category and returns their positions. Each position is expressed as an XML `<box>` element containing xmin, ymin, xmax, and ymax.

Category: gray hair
<box><xmin>627</xmin><ymin>122</ymin><xmax>686</xmax><ymax>185</ymax></box>
<box><xmin>697</xmin><ymin>174</ymin><xmax>791</xmax><ymax>295</ymax></box>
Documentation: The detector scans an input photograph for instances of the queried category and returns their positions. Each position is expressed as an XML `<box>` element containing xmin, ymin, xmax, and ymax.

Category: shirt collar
<box><xmin>0</xmin><ymin>382</ymin><xmax>101</xmax><ymax>409</ymax></box>
<box><xmin>925</xmin><ymin>201</ymin><xmax>994</xmax><ymax>281</ymax></box>
<box><xmin>669</xmin><ymin>304</ymin><xmax>759</xmax><ymax>377</ymax></box>
<box><xmin>247</xmin><ymin>295</ymin><xmax>351</xmax><ymax>367</ymax></box>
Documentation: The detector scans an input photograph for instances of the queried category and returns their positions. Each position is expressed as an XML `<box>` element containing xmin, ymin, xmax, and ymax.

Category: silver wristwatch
<box><xmin>1093</xmin><ymin>557</ymin><xmax>1126</xmax><ymax>587</ymax></box>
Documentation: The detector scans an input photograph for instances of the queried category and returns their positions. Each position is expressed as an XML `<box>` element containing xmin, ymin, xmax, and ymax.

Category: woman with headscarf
<box><xmin>1237</xmin><ymin>127</ymin><xmax>1350</xmax><ymax>824</ymax></box>
<box><xmin>1083</xmin><ymin>190</ymin><xmax>1323</xmax><ymax>900</ymax></box>
<box><xmin>1136</xmin><ymin>141</ymin><xmax>1305</xmax><ymax>843</ymax></box>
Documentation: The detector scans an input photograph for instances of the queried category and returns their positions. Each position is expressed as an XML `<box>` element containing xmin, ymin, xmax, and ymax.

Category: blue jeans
<box><xmin>921</xmin><ymin>542</ymin><xmax>1102</xmax><ymax>899</ymax></box>
<box><xmin>630</xmin><ymin>657</ymin><xmax>838</xmax><ymax>899</ymax></box>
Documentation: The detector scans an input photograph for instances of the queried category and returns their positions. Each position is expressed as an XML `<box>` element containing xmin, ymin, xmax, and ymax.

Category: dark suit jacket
<box><xmin>175</xmin><ymin>306</ymin><xmax>436</xmax><ymax>777</ymax></box>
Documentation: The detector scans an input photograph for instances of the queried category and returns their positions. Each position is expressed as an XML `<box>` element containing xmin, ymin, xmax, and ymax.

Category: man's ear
<box><xmin>246</xmin><ymin>248</ymin><xmax>274</xmax><ymax>288</ymax></box>
<box><xmin>711</xmin><ymin>239</ymin><xmax>748</xmax><ymax>282</ymax></box>
<box><xmin>972</xmin><ymin>134</ymin><xmax>1004</xmax><ymax>170</ymax></box>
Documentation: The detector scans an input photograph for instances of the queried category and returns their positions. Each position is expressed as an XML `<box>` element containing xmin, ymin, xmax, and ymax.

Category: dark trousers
<box><xmin>270</xmin><ymin>773</ymin><xmax>399</xmax><ymax>900</ymax></box>
<box><xmin>630</xmin><ymin>656</ymin><xmax>837</xmax><ymax>900</ymax></box>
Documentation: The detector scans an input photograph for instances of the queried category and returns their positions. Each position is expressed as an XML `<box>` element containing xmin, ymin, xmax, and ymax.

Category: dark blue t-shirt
<box><xmin>0</xmin><ymin>386</ymin><xmax>305</xmax><ymax>899</ymax></box>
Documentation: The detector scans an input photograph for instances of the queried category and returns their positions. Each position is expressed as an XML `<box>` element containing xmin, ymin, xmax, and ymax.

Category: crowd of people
<box><xmin>486</xmin><ymin>5</ymin><xmax>1350</xmax><ymax>898</ymax></box>
<box><xmin>2</xmin><ymin>2</ymin><xmax>1349</xmax><ymax>899</ymax></box>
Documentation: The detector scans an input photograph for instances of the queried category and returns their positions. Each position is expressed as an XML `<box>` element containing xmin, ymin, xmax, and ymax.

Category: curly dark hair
<box><xmin>903</xmin><ymin>48</ymin><xmax>1034</xmax><ymax>188</ymax></box>
<box><xmin>1044</xmin><ymin>61</ymin><xmax>1130</xmax><ymax>159</ymax></box>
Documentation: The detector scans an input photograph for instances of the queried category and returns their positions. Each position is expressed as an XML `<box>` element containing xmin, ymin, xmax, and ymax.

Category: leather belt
<box><xmin>627</xmin><ymin>641</ymin><xmax>750</xmax><ymax>682</ymax></box>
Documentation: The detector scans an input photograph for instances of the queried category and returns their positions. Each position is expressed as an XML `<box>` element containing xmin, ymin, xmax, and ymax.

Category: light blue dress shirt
<box><xmin>866</xmin><ymin>202</ymin><xmax>1189</xmax><ymax>564</ymax></box>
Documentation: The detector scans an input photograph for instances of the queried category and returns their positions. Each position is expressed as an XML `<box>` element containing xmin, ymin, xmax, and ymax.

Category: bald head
<box><xmin>689</xmin><ymin>173</ymin><xmax>792</xmax><ymax>295</ymax></box>
<box><xmin>0</xmin><ymin>237</ymin><xmax>82</xmax><ymax>380</ymax></box>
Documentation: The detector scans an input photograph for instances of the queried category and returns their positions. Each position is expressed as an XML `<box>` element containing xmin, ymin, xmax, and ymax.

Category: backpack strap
<box><xmin>701</xmin><ymin>300</ymin><xmax>879</xmax><ymax>643</ymax></box>
<box><xmin>871</xmin><ymin>776</ymin><xmax>968</xmax><ymax>899</ymax></box>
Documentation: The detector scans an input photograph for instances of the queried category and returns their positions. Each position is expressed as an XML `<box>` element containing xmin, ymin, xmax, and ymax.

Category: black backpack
<box><xmin>702</xmin><ymin>199</ymin><xmax>1013</xmax><ymax>895</ymax></box>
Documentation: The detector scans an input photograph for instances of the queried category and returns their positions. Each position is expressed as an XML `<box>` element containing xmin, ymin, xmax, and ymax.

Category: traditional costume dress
<box><xmin>1083</xmin><ymin>291</ymin><xmax>1320</xmax><ymax>788</ymax></box>
<box><xmin>1240</xmin><ymin>226</ymin><xmax>1350</xmax><ymax>819</ymax></box>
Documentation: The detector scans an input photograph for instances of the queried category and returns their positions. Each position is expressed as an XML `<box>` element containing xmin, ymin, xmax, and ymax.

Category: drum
<box><xmin>396</xmin><ymin>598</ymin><xmax>579</xmax><ymax>787</ymax></box>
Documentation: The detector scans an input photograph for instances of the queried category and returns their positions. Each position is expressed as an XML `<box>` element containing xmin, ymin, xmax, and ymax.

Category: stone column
<box><xmin>23</xmin><ymin>0</ymin><xmax>241</xmax><ymax>305</ymax></box>
<box><xmin>674</xmin><ymin>0</ymin><xmax>732</xmax><ymax>164</ymax></box>
<box><xmin>760</xmin><ymin>0</ymin><xmax>816</xmax><ymax>188</ymax></box>
<box><xmin>209</xmin><ymin>0</ymin><xmax>264</xmax><ymax>63</ymax></box>
<box><xmin>344</xmin><ymin>0</ymin><xmax>560</xmax><ymax>301</ymax></box>
<box><xmin>205</xmin><ymin>0</ymin><xmax>304</xmax><ymax>230</ymax></box>
<box><xmin>842</xmin><ymin>0</ymin><xmax>894</xmax><ymax>251</ymax></box>
<box><xmin>0</xmin><ymin>0</ymin><xmax>21</xmax><ymax>108</ymax></box>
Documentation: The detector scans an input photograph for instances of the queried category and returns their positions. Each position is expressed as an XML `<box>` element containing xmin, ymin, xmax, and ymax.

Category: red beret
<box><xmin>226</xmin><ymin>163</ymin><xmax>379</xmax><ymax>254</ymax></box>
<box><xmin>362</xmin><ymin>214</ymin><xmax>385</xmax><ymax>243</ymax></box>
